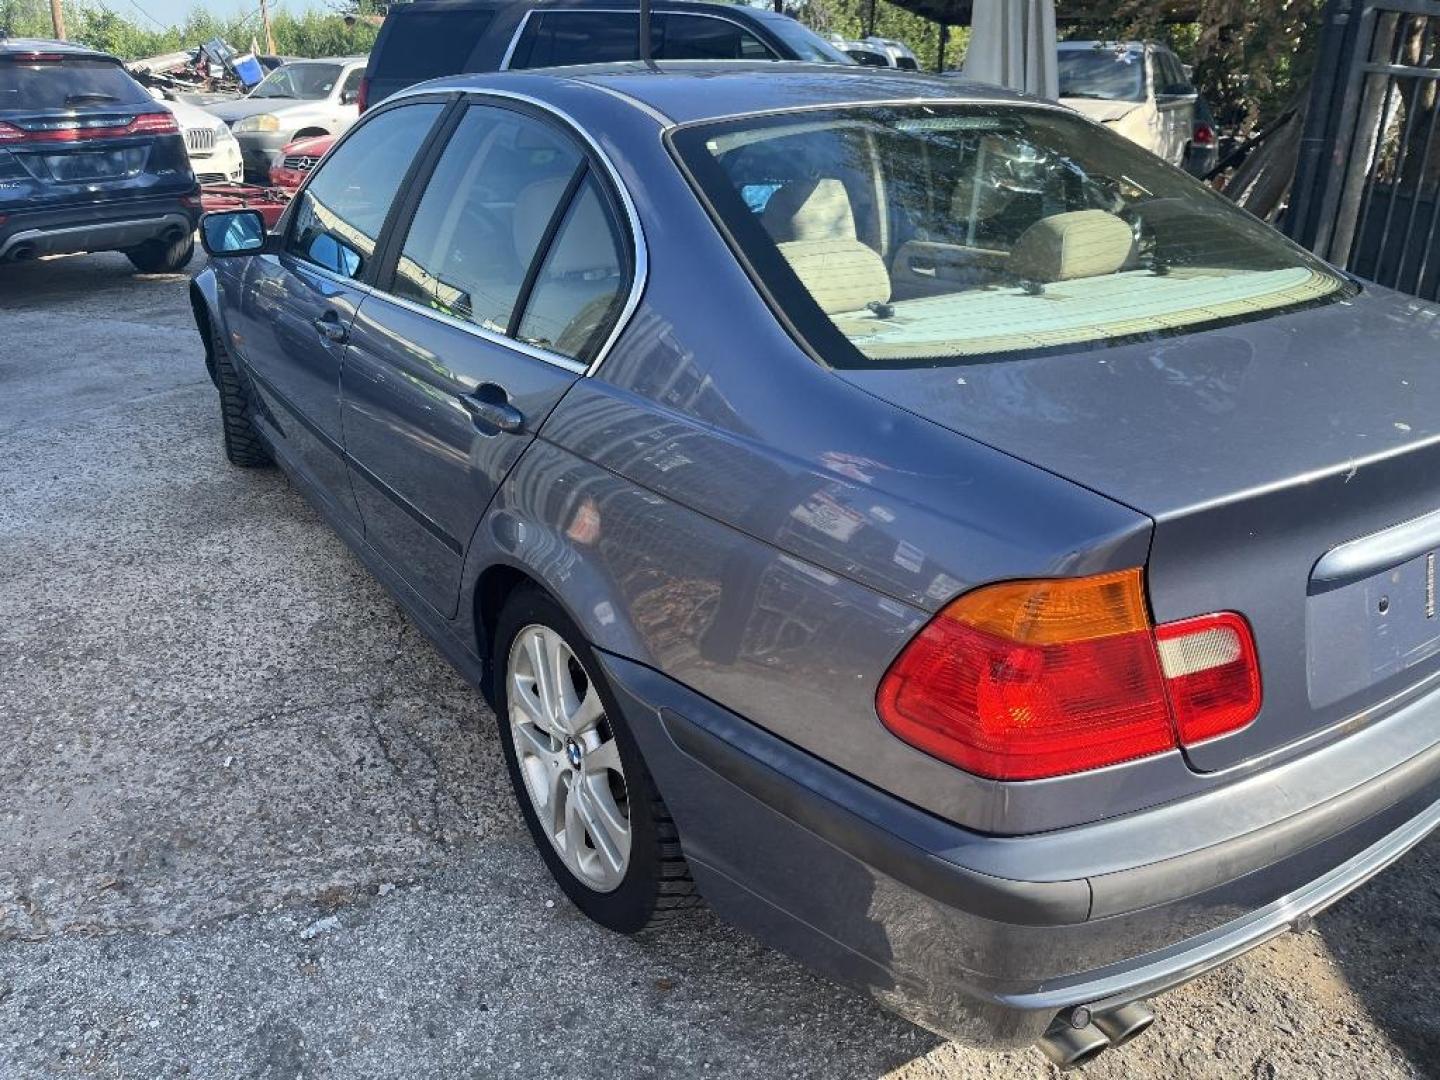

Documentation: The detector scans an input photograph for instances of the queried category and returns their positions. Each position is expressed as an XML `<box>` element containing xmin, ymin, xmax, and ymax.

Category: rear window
<box><xmin>374</xmin><ymin>10</ymin><xmax>494</xmax><ymax>79</ymax></box>
<box><xmin>0</xmin><ymin>57</ymin><xmax>149</xmax><ymax>112</ymax></box>
<box><xmin>672</xmin><ymin>103</ymin><xmax>1354</xmax><ymax>368</ymax></box>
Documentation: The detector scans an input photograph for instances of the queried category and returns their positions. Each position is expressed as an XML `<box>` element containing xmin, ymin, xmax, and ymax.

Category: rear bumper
<box><xmin>598</xmin><ymin>651</ymin><xmax>1440</xmax><ymax>1048</ymax></box>
<box><xmin>0</xmin><ymin>195</ymin><xmax>198</xmax><ymax>260</ymax></box>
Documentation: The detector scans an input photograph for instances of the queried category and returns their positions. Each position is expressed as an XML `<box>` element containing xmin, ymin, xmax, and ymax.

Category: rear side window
<box><xmin>511</xmin><ymin>11</ymin><xmax>640</xmax><ymax>67</ymax></box>
<box><xmin>0</xmin><ymin>57</ymin><xmax>149</xmax><ymax>111</ymax></box>
<box><xmin>515</xmin><ymin>175</ymin><xmax>628</xmax><ymax>361</ymax></box>
<box><xmin>391</xmin><ymin>105</ymin><xmax>583</xmax><ymax>331</ymax></box>
<box><xmin>374</xmin><ymin>10</ymin><xmax>495</xmax><ymax>79</ymax></box>
<box><xmin>511</xmin><ymin>11</ymin><xmax>773</xmax><ymax>67</ymax></box>
<box><xmin>285</xmin><ymin>102</ymin><xmax>444</xmax><ymax>280</ymax></box>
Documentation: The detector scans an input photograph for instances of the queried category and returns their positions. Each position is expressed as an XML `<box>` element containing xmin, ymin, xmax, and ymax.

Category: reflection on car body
<box><xmin>190</xmin><ymin>63</ymin><xmax>1440</xmax><ymax>1065</ymax></box>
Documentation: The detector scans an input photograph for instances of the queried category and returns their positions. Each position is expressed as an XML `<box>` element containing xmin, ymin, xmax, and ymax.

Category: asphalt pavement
<box><xmin>1</xmin><ymin>252</ymin><xmax>1438</xmax><ymax>1079</ymax></box>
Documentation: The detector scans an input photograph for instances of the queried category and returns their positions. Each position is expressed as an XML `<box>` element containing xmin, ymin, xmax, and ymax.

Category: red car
<box><xmin>267</xmin><ymin>132</ymin><xmax>334</xmax><ymax>189</ymax></box>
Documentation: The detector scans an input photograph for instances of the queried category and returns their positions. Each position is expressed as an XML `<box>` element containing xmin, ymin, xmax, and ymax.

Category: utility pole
<box><xmin>259</xmin><ymin>0</ymin><xmax>276</xmax><ymax>56</ymax></box>
<box><xmin>49</xmin><ymin>0</ymin><xmax>65</xmax><ymax>40</ymax></box>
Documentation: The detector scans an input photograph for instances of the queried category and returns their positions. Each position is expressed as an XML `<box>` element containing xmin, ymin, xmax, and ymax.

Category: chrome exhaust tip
<box><xmin>1037</xmin><ymin>1020</ymin><xmax>1110</xmax><ymax>1070</ymax></box>
<box><xmin>1093</xmin><ymin>1002</ymin><xmax>1155</xmax><ymax>1048</ymax></box>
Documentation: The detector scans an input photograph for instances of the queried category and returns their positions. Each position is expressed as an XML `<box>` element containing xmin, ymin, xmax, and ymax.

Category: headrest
<box><xmin>777</xmin><ymin>238</ymin><xmax>890</xmax><ymax>316</ymax></box>
<box><xmin>513</xmin><ymin>177</ymin><xmax>568</xmax><ymax>264</ymax></box>
<box><xmin>762</xmin><ymin>178</ymin><xmax>857</xmax><ymax>243</ymax></box>
<box><xmin>1009</xmin><ymin>209</ymin><xmax>1135</xmax><ymax>284</ymax></box>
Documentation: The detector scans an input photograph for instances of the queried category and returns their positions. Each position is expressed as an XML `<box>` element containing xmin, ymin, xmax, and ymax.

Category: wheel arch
<box><xmin>293</xmin><ymin>126</ymin><xmax>330</xmax><ymax>139</ymax></box>
<box><xmin>189</xmin><ymin>277</ymin><xmax>220</xmax><ymax>387</ymax></box>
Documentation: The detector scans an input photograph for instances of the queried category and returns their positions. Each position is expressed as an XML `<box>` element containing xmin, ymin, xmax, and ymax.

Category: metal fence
<box><xmin>1289</xmin><ymin>0</ymin><xmax>1440</xmax><ymax>299</ymax></box>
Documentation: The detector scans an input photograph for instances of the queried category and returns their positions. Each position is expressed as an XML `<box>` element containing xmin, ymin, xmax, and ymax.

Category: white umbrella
<box><xmin>964</xmin><ymin>0</ymin><xmax>1058</xmax><ymax>101</ymax></box>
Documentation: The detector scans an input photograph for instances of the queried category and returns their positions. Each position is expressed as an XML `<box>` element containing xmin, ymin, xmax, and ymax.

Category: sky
<box><xmin>126</xmin><ymin>0</ymin><xmax>331</xmax><ymax>36</ymax></box>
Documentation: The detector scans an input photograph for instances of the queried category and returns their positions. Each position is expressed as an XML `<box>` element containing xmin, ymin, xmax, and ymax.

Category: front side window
<box><xmin>1058</xmin><ymin>46</ymin><xmax>1145</xmax><ymax>102</ymax></box>
<box><xmin>673</xmin><ymin>104</ymin><xmax>1352</xmax><ymax>367</ymax></box>
<box><xmin>284</xmin><ymin>103</ymin><xmax>443</xmax><ymax>279</ymax></box>
<box><xmin>391</xmin><ymin>105</ymin><xmax>583</xmax><ymax>332</ymax></box>
<box><xmin>251</xmin><ymin>62</ymin><xmax>343</xmax><ymax>100</ymax></box>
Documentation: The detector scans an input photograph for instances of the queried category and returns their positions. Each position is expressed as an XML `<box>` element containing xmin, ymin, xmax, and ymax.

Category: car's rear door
<box><xmin>227</xmin><ymin>98</ymin><xmax>448</xmax><ymax>526</ymax></box>
<box><xmin>0</xmin><ymin>50</ymin><xmax>191</xmax><ymax>211</ymax></box>
<box><xmin>340</xmin><ymin>98</ymin><xmax>635</xmax><ymax>617</ymax></box>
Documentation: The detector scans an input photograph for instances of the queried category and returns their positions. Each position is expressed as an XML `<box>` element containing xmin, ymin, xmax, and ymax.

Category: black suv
<box><xmin>0</xmin><ymin>37</ymin><xmax>200</xmax><ymax>272</ymax></box>
<box><xmin>359</xmin><ymin>0</ymin><xmax>851</xmax><ymax>109</ymax></box>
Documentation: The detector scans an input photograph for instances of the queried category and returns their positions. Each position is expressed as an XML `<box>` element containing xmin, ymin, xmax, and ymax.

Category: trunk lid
<box><xmin>841</xmin><ymin>286</ymin><xmax>1440</xmax><ymax>771</ymax></box>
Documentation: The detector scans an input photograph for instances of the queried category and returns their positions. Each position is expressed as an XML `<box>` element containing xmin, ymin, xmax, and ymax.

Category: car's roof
<box><xmin>0</xmin><ymin>37</ymin><xmax>119</xmax><ymax>60</ymax></box>
<box><xmin>413</xmin><ymin>63</ymin><xmax>1027</xmax><ymax>125</ymax></box>
<box><xmin>1058</xmin><ymin>40</ymin><xmax>1148</xmax><ymax>52</ymax></box>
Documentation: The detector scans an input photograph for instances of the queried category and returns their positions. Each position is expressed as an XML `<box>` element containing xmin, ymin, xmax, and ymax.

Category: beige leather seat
<box><xmin>510</xmin><ymin>176</ymin><xmax>624</xmax><ymax>357</ymax></box>
<box><xmin>1009</xmin><ymin>209</ymin><xmax>1136</xmax><ymax>284</ymax></box>
<box><xmin>760</xmin><ymin>178</ymin><xmax>891</xmax><ymax>316</ymax></box>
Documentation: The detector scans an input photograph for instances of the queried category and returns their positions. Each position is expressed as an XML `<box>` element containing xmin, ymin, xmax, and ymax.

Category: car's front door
<box><xmin>341</xmin><ymin>100</ymin><xmax>634</xmax><ymax>616</ymax></box>
<box><xmin>229</xmin><ymin>99</ymin><xmax>446</xmax><ymax>525</ymax></box>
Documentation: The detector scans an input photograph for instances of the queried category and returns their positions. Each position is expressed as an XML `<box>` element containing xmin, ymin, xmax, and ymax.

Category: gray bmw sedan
<box><xmin>191</xmin><ymin>63</ymin><xmax>1440</xmax><ymax>1066</ymax></box>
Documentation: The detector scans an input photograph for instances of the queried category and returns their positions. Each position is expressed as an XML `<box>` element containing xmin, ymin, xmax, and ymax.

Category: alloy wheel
<box><xmin>507</xmin><ymin>624</ymin><xmax>632</xmax><ymax>892</ymax></box>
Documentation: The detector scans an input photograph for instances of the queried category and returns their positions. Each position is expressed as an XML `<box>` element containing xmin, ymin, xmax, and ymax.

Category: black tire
<box><xmin>127</xmin><ymin>232</ymin><xmax>195</xmax><ymax>273</ymax></box>
<box><xmin>493</xmin><ymin>586</ymin><xmax>699</xmax><ymax>932</ymax></box>
<box><xmin>208</xmin><ymin>320</ymin><xmax>273</xmax><ymax>468</ymax></box>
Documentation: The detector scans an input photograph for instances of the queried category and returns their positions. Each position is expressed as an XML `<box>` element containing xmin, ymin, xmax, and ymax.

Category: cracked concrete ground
<box><xmin>2</xmin><ymin>252</ymin><xmax>1439</xmax><ymax>1079</ymax></box>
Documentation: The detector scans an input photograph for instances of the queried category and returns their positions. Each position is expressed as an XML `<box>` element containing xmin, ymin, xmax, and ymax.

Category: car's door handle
<box><xmin>312</xmin><ymin>311</ymin><xmax>348</xmax><ymax>344</ymax></box>
<box><xmin>459</xmin><ymin>384</ymin><xmax>525</xmax><ymax>434</ymax></box>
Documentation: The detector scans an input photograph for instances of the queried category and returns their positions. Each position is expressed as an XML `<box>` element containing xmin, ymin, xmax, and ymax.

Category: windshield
<box><xmin>672</xmin><ymin>103</ymin><xmax>1352</xmax><ymax>368</ymax></box>
<box><xmin>250</xmin><ymin>63</ymin><xmax>343</xmax><ymax>100</ymax></box>
<box><xmin>1058</xmin><ymin>48</ymin><xmax>1145</xmax><ymax>102</ymax></box>
<box><xmin>760</xmin><ymin>17</ymin><xmax>855</xmax><ymax>63</ymax></box>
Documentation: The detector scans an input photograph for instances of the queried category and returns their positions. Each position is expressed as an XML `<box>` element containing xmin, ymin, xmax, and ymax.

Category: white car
<box><xmin>1058</xmin><ymin>41</ymin><xmax>1197</xmax><ymax>167</ymax></box>
<box><xmin>161</xmin><ymin>95</ymin><xmax>244</xmax><ymax>185</ymax></box>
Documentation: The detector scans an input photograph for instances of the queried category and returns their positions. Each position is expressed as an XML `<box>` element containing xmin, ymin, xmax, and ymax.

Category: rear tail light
<box><xmin>1155</xmin><ymin>612</ymin><xmax>1261</xmax><ymax>744</ymax></box>
<box><xmin>356</xmin><ymin>75</ymin><xmax>370</xmax><ymax>113</ymax></box>
<box><xmin>0</xmin><ymin>112</ymin><xmax>178</xmax><ymax>145</ymax></box>
<box><xmin>1193</xmin><ymin>123</ymin><xmax>1217</xmax><ymax>146</ymax></box>
<box><xmin>877</xmin><ymin>570</ymin><xmax>1261</xmax><ymax>780</ymax></box>
<box><xmin>129</xmin><ymin>112</ymin><xmax>180</xmax><ymax>136</ymax></box>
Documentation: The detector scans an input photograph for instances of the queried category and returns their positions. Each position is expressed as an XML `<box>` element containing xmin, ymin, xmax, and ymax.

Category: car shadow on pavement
<box><xmin>1317</xmin><ymin>834</ymin><xmax>1440</xmax><ymax>1076</ymax></box>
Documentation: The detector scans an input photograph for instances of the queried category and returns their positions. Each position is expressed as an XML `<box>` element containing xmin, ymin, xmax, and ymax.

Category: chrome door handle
<box><xmin>312</xmin><ymin>312</ymin><xmax>348</xmax><ymax>344</ymax></box>
<box><xmin>460</xmin><ymin>385</ymin><xmax>524</xmax><ymax>434</ymax></box>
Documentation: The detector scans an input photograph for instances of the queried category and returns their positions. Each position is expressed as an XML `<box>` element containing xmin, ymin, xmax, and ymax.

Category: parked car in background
<box><xmin>0</xmin><ymin>37</ymin><xmax>199</xmax><ymax>270</ymax></box>
<box><xmin>267</xmin><ymin>131</ymin><xmax>332</xmax><ymax>189</ymax></box>
<box><xmin>358</xmin><ymin>0</ymin><xmax>852</xmax><ymax>109</ymax></box>
<box><xmin>834</xmin><ymin>37</ymin><xmax>890</xmax><ymax>66</ymax></box>
<box><xmin>194</xmin><ymin>62</ymin><xmax>1440</xmax><ymax>1067</ymax></box>
<box><xmin>160</xmin><ymin>93</ymin><xmax>244</xmax><ymax>184</ymax></box>
<box><xmin>1058</xmin><ymin>40</ymin><xmax>1196</xmax><ymax>166</ymax></box>
<box><xmin>833</xmin><ymin>35</ymin><xmax>919</xmax><ymax>69</ymax></box>
<box><xmin>1184</xmin><ymin>93</ymin><xmax>1220</xmax><ymax>178</ymax></box>
<box><xmin>206</xmin><ymin>57</ymin><xmax>367</xmax><ymax>180</ymax></box>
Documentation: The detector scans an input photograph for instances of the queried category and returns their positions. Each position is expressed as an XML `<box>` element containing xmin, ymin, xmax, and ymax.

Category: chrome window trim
<box><xmin>363</xmin><ymin>287</ymin><xmax>589</xmax><ymax>375</ymax></box>
<box><xmin>497</xmin><ymin>7</ymin><xmax>779</xmax><ymax>71</ymax></box>
<box><xmin>376</xmin><ymin>86</ymin><xmax>650</xmax><ymax>379</ymax></box>
<box><xmin>498</xmin><ymin>9</ymin><xmax>534</xmax><ymax>70</ymax></box>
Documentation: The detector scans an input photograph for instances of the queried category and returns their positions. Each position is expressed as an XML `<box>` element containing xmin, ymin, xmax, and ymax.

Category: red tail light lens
<box><xmin>130</xmin><ymin>112</ymin><xmax>179</xmax><ymax>136</ymax></box>
<box><xmin>0</xmin><ymin>112</ymin><xmax>178</xmax><ymax>145</ymax></box>
<box><xmin>1154</xmin><ymin>612</ymin><xmax>1261</xmax><ymax>744</ymax></box>
<box><xmin>1193</xmin><ymin>123</ymin><xmax>1217</xmax><ymax>146</ymax></box>
<box><xmin>356</xmin><ymin>75</ymin><xmax>370</xmax><ymax>113</ymax></box>
<box><xmin>877</xmin><ymin>571</ymin><xmax>1261</xmax><ymax>780</ymax></box>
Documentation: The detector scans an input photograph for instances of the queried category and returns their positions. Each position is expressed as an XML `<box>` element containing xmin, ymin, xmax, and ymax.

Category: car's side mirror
<box><xmin>341</xmin><ymin>89</ymin><xmax>359</xmax><ymax>105</ymax></box>
<box><xmin>200</xmin><ymin>210</ymin><xmax>270</xmax><ymax>257</ymax></box>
